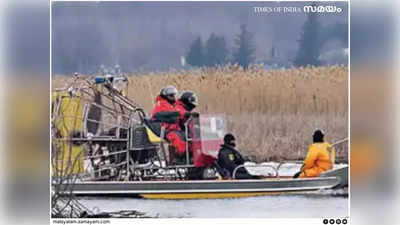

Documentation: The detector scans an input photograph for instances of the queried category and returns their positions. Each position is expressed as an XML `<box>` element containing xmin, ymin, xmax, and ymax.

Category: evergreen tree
<box><xmin>294</xmin><ymin>4</ymin><xmax>321</xmax><ymax>67</ymax></box>
<box><xmin>232</xmin><ymin>24</ymin><xmax>255</xmax><ymax>69</ymax></box>
<box><xmin>186</xmin><ymin>37</ymin><xmax>205</xmax><ymax>67</ymax></box>
<box><xmin>270</xmin><ymin>46</ymin><xmax>276</xmax><ymax>58</ymax></box>
<box><xmin>205</xmin><ymin>33</ymin><xmax>228</xmax><ymax>67</ymax></box>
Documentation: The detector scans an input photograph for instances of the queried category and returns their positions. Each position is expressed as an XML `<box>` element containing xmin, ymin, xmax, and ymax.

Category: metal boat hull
<box><xmin>59</xmin><ymin>177</ymin><xmax>339</xmax><ymax>199</ymax></box>
<box><xmin>320</xmin><ymin>166</ymin><xmax>348</xmax><ymax>188</ymax></box>
<box><xmin>57</xmin><ymin>166</ymin><xmax>348</xmax><ymax>199</ymax></box>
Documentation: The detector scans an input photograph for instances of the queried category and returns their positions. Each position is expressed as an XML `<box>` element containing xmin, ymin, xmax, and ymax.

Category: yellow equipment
<box><xmin>52</xmin><ymin>91</ymin><xmax>84</xmax><ymax>176</ymax></box>
<box><xmin>145</xmin><ymin>127</ymin><xmax>163</xmax><ymax>143</ymax></box>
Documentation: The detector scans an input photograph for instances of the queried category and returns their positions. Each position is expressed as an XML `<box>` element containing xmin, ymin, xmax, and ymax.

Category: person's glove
<box><xmin>191</xmin><ymin>112</ymin><xmax>200</xmax><ymax>118</ymax></box>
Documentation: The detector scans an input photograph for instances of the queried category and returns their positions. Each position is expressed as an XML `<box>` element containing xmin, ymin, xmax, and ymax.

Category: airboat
<box><xmin>51</xmin><ymin>73</ymin><xmax>348</xmax><ymax>199</ymax></box>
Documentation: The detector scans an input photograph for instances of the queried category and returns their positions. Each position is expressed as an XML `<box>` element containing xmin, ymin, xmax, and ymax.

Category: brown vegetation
<box><xmin>53</xmin><ymin>65</ymin><xmax>348</xmax><ymax>162</ymax></box>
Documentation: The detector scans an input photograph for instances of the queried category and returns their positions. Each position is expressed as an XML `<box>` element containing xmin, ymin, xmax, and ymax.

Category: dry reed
<box><xmin>53</xmin><ymin>65</ymin><xmax>348</xmax><ymax>162</ymax></box>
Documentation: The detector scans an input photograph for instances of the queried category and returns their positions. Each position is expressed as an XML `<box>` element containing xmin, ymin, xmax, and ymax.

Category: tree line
<box><xmin>186</xmin><ymin>10</ymin><xmax>341</xmax><ymax>69</ymax></box>
<box><xmin>52</xmin><ymin>6</ymin><xmax>347</xmax><ymax>74</ymax></box>
<box><xmin>186</xmin><ymin>24</ymin><xmax>255</xmax><ymax>69</ymax></box>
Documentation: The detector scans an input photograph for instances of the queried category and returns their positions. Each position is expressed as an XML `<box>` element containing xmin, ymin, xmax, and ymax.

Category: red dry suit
<box><xmin>151</xmin><ymin>96</ymin><xmax>187</xmax><ymax>155</ymax></box>
<box><xmin>151</xmin><ymin>95</ymin><xmax>179</xmax><ymax>131</ymax></box>
<box><xmin>175</xmin><ymin>100</ymin><xmax>191</xmax><ymax>129</ymax></box>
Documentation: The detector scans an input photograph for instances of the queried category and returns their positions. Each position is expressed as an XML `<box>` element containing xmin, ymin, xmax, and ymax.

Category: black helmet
<box><xmin>179</xmin><ymin>91</ymin><xmax>198</xmax><ymax>110</ymax></box>
<box><xmin>223</xmin><ymin>133</ymin><xmax>236</xmax><ymax>147</ymax></box>
<box><xmin>313</xmin><ymin>129</ymin><xmax>324</xmax><ymax>143</ymax></box>
<box><xmin>224</xmin><ymin>133</ymin><xmax>235</xmax><ymax>143</ymax></box>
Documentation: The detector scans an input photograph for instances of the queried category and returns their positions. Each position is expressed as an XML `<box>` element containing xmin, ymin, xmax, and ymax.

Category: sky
<box><xmin>51</xmin><ymin>1</ymin><xmax>348</xmax><ymax>74</ymax></box>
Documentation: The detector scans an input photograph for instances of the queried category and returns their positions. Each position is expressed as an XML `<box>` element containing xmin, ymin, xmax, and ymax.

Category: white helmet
<box><xmin>160</xmin><ymin>85</ymin><xmax>178</xmax><ymax>96</ymax></box>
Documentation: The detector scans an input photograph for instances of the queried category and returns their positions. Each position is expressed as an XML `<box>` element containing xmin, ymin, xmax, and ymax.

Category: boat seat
<box><xmin>145</xmin><ymin>127</ymin><xmax>163</xmax><ymax>143</ymax></box>
<box><xmin>141</xmin><ymin>112</ymin><xmax>180</xmax><ymax>144</ymax></box>
<box><xmin>141</xmin><ymin>117</ymin><xmax>188</xmax><ymax>165</ymax></box>
<box><xmin>142</xmin><ymin>118</ymin><xmax>164</xmax><ymax>144</ymax></box>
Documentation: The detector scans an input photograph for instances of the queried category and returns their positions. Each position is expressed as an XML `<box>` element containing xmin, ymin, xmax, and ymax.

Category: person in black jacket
<box><xmin>216</xmin><ymin>133</ymin><xmax>258</xmax><ymax>179</ymax></box>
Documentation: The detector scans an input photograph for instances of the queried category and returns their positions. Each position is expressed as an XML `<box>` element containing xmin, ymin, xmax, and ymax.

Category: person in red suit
<box><xmin>151</xmin><ymin>87</ymin><xmax>199</xmax><ymax>156</ymax></box>
<box><xmin>175</xmin><ymin>91</ymin><xmax>199</xmax><ymax>130</ymax></box>
<box><xmin>151</xmin><ymin>85</ymin><xmax>180</xmax><ymax>131</ymax></box>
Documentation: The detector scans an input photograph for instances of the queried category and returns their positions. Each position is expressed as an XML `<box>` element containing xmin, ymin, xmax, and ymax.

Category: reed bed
<box><xmin>53</xmin><ymin>65</ymin><xmax>348</xmax><ymax>162</ymax></box>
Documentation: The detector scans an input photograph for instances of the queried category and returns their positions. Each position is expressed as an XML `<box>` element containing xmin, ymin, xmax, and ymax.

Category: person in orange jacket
<box><xmin>294</xmin><ymin>130</ymin><xmax>335</xmax><ymax>178</ymax></box>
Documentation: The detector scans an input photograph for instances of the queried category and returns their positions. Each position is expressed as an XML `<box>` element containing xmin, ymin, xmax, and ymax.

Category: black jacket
<box><xmin>217</xmin><ymin>144</ymin><xmax>252</xmax><ymax>179</ymax></box>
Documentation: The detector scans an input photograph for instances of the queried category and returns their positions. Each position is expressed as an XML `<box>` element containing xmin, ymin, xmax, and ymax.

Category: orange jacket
<box><xmin>299</xmin><ymin>142</ymin><xmax>335</xmax><ymax>178</ymax></box>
